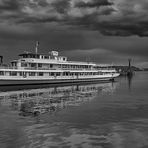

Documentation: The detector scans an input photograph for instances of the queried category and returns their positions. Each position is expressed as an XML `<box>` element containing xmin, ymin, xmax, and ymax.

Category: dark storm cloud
<box><xmin>1</xmin><ymin>0</ymin><xmax>148</xmax><ymax>37</ymax></box>
<box><xmin>0</xmin><ymin>0</ymin><xmax>148</xmax><ymax>67</ymax></box>
<box><xmin>75</xmin><ymin>0</ymin><xmax>113</xmax><ymax>8</ymax></box>
<box><xmin>51</xmin><ymin>0</ymin><xmax>71</xmax><ymax>14</ymax></box>
<box><xmin>98</xmin><ymin>21</ymin><xmax>148</xmax><ymax>37</ymax></box>
<box><xmin>0</xmin><ymin>0</ymin><xmax>20</xmax><ymax>11</ymax></box>
<box><xmin>37</xmin><ymin>0</ymin><xmax>49</xmax><ymax>7</ymax></box>
<box><xmin>17</xmin><ymin>16</ymin><xmax>60</xmax><ymax>24</ymax></box>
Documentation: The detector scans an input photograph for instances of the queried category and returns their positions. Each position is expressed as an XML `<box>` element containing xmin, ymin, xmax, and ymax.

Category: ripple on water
<box><xmin>19</xmin><ymin>119</ymin><xmax>148</xmax><ymax>148</ymax></box>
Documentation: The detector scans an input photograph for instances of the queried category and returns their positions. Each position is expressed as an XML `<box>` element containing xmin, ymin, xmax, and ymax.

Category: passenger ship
<box><xmin>0</xmin><ymin>45</ymin><xmax>120</xmax><ymax>85</ymax></box>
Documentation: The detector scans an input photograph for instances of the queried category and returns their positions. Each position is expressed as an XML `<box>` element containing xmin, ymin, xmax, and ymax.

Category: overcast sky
<box><xmin>0</xmin><ymin>0</ymin><xmax>148</xmax><ymax>67</ymax></box>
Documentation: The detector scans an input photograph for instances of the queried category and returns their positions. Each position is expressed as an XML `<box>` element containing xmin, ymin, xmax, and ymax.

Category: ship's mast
<box><xmin>35</xmin><ymin>41</ymin><xmax>39</xmax><ymax>54</ymax></box>
<box><xmin>128</xmin><ymin>58</ymin><xmax>131</xmax><ymax>68</ymax></box>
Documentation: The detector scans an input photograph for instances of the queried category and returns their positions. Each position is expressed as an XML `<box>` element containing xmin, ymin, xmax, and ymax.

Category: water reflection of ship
<box><xmin>127</xmin><ymin>74</ymin><xmax>133</xmax><ymax>91</ymax></box>
<box><xmin>0</xmin><ymin>82</ymin><xmax>118</xmax><ymax>116</ymax></box>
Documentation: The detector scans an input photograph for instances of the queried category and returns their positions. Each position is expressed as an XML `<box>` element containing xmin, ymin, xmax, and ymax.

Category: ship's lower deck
<box><xmin>0</xmin><ymin>69</ymin><xmax>120</xmax><ymax>85</ymax></box>
<box><xmin>0</xmin><ymin>76</ymin><xmax>118</xmax><ymax>86</ymax></box>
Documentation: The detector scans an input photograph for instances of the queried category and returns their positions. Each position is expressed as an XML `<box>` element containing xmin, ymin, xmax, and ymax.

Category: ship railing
<box><xmin>96</xmin><ymin>68</ymin><xmax>116</xmax><ymax>70</ymax></box>
<box><xmin>0</xmin><ymin>66</ymin><xmax>115</xmax><ymax>72</ymax></box>
<box><xmin>24</xmin><ymin>67</ymin><xmax>56</xmax><ymax>70</ymax></box>
<box><xmin>61</xmin><ymin>68</ymin><xmax>95</xmax><ymax>71</ymax></box>
<box><xmin>24</xmin><ymin>67</ymin><xmax>96</xmax><ymax>71</ymax></box>
<box><xmin>67</xmin><ymin>61</ymin><xmax>95</xmax><ymax>65</ymax></box>
<box><xmin>0</xmin><ymin>66</ymin><xmax>18</xmax><ymax>69</ymax></box>
<box><xmin>0</xmin><ymin>66</ymin><xmax>96</xmax><ymax>71</ymax></box>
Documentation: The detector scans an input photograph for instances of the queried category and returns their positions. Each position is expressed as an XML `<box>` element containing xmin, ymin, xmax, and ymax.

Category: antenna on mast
<box><xmin>35</xmin><ymin>41</ymin><xmax>39</xmax><ymax>54</ymax></box>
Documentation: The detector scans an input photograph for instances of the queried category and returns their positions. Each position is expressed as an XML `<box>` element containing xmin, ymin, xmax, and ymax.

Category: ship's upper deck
<box><xmin>18</xmin><ymin>51</ymin><xmax>96</xmax><ymax>66</ymax></box>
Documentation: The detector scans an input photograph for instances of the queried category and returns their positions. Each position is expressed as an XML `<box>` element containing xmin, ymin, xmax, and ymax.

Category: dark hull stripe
<box><xmin>0</xmin><ymin>77</ymin><xmax>114</xmax><ymax>86</ymax></box>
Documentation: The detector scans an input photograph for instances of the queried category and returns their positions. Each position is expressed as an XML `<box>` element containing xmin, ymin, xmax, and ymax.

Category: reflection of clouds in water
<box><xmin>109</xmin><ymin>121</ymin><xmax>148</xmax><ymax>148</ymax></box>
<box><xmin>23</xmin><ymin>120</ymin><xmax>148</xmax><ymax>148</ymax></box>
<box><xmin>24</xmin><ymin>122</ymin><xmax>109</xmax><ymax>148</ymax></box>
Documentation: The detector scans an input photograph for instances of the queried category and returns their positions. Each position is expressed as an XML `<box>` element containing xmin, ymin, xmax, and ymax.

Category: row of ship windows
<box><xmin>0</xmin><ymin>71</ymin><xmax>106</xmax><ymax>76</ymax></box>
<box><xmin>20</xmin><ymin>63</ymin><xmax>92</xmax><ymax>69</ymax></box>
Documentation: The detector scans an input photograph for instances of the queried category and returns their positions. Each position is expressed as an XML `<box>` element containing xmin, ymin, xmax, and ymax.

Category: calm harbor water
<box><xmin>0</xmin><ymin>72</ymin><xmax>148</xmax><ymax>148</ymax></box>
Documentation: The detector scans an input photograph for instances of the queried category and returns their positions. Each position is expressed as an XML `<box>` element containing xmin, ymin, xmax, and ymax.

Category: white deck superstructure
<box><xmin>0</xmin><ymin>49</ymin><xmax>120</xmax><ymax>85</ymax></box>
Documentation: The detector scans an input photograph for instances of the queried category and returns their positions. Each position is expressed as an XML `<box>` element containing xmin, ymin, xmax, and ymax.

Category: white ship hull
<box><xmin>0</xmin><ymin>74</ymin><xmax>119</xmax><ymax>86</ymax></box>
